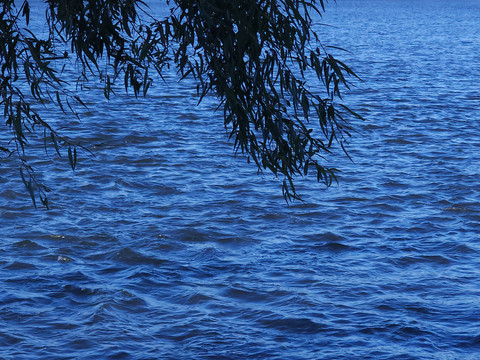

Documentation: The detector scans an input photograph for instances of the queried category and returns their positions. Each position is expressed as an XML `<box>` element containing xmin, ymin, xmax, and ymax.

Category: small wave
<box><xmin>62</xmin><ymin>284</ymin><xmax>107</xmax><ymax>298</ymax></box>
<box><xmin>258</xmin><ymin>316</ymin><xmax>326</xmax><ymax>334</ymax></box>
<box><xmin>57</xmin><ymin>255</ymin><xmax>74</xmax><ymax>263</ymax></box>
<box><xmin>109</xmin><ymin>247</ymin><xmax>168</xmax><ymax>267</ymax></box>
<box><xmin>5</xmin><ymin>262</ymin><xmax>37</xmax><ymax>270</ymax></box>
<box><xmin>224</xmin><ymin>286</ymin><xmax>271</xmax><ymax>303</ymax></box>
<box><xmin>314</xmin><ymin>242</ymin><xmax>358</xmax><ymax>252</ymax></box>
<box><xmin>392</xmin><ymin>255</ymin><xmax>451</xmax><ymax>266</ymax></box>
<box><xmin>13</xmin><ymin>240</ymin><xmax>46</xmax><ymax>250</ymax></box>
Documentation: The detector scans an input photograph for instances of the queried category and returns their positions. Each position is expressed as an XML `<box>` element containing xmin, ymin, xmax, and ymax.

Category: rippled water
<box><xmin>1</xmin><ymin>1</ymin><xmax>480</xmax><ymax>359</ymax></box>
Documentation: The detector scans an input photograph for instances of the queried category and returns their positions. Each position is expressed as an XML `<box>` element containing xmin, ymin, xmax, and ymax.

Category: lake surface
<box><xmin>1</xmin><ymin>0</ymin><xmax>480</xmax><ymax>359</ymax></box>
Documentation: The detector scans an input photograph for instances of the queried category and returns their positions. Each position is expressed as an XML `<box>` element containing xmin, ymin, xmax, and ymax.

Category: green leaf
<box><xmin>20</xmin><ymin>167</ymin><xmax>36</xmax><ymax>209</ymax></box>
<box><xmin>51</xmin><ymin>132</ymin><xmax>61</xmax><ymax>157</ymax></box>
<box><xmin>68</xmin><ymin>145</ymin><xmax>77</xmax><ymax>171</ymax></box>
<box><xmin>22</xmin><ymin>1</ymin><xmax>31</xmax><ymax>25</ymax></box>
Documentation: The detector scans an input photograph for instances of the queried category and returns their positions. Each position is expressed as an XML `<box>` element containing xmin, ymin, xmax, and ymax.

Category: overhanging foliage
<box><xmin>0</xmin><ymin>0</ymin><xmax>362</xmax><ymax>207</ymax></box>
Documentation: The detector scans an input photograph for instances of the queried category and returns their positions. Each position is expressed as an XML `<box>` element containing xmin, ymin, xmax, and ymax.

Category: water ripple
<box><xmin>1</xmin><ymin>0</ymin><xmax>480</xmax><ymax>359</ymax></box>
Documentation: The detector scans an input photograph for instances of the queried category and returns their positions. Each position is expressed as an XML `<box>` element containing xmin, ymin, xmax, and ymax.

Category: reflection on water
<box><xmin>1</xmin><ymin>0</ymin><xmax>480</xmax><ymax>359</ymax></box>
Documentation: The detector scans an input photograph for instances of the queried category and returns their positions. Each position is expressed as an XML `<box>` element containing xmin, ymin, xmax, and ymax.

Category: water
<box><xmin>1</xmin><ymin>0</ymin><xmax>480</xmax><ymax>359</ymax></box>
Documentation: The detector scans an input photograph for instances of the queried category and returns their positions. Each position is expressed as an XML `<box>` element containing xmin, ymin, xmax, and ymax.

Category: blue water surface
<box><xmin>1</xmin><ymin>0</ymin><xmax>480</xmax><ymax>359</ymax></box>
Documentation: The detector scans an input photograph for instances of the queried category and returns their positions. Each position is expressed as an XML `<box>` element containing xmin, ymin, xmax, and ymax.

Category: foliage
<box><xmin>0</xmin><ymin>0</ymin><xmax>362</xmax><ymax>207</ymax></box>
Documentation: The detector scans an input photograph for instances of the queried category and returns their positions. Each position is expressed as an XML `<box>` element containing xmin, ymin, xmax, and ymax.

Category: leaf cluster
<box><xmin>0</xmin><ymin>0</ymin><xmax>362</xmax><ymax>207</ymax></box>
<box><xmin>163</xmin><ymin>0</ymin><xmax>363</xmax><ymax>200</ymax></box>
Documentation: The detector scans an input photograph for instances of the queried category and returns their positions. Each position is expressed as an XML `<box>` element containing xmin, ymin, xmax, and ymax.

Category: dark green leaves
<box><xmin>21</xmin><ymin>1</ymin><xmax>30</xmax><ymax>25</ymax></box>
<box><xmin>167</xmin><ymin>0</ymin><xmax>361</xmax><ymax>201</ymax></box>
<box><xmin>20</xmin><ymin>167</ymin><xmax>36</xmax><ymax>208</ymax></box>
<box><xmin>0</xmin><ymin>0</ymin><xmax>149</xmax><ymax>207</ymax></box>
<box><xmin>68</xmin><ymin>145</ymin><xmax>77</xmax><ymax>171</ymax></box>
<box><xmin>2</xmin><ymin>0</ymin><xmax>361</xmax><ymax>207</ymax></box>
